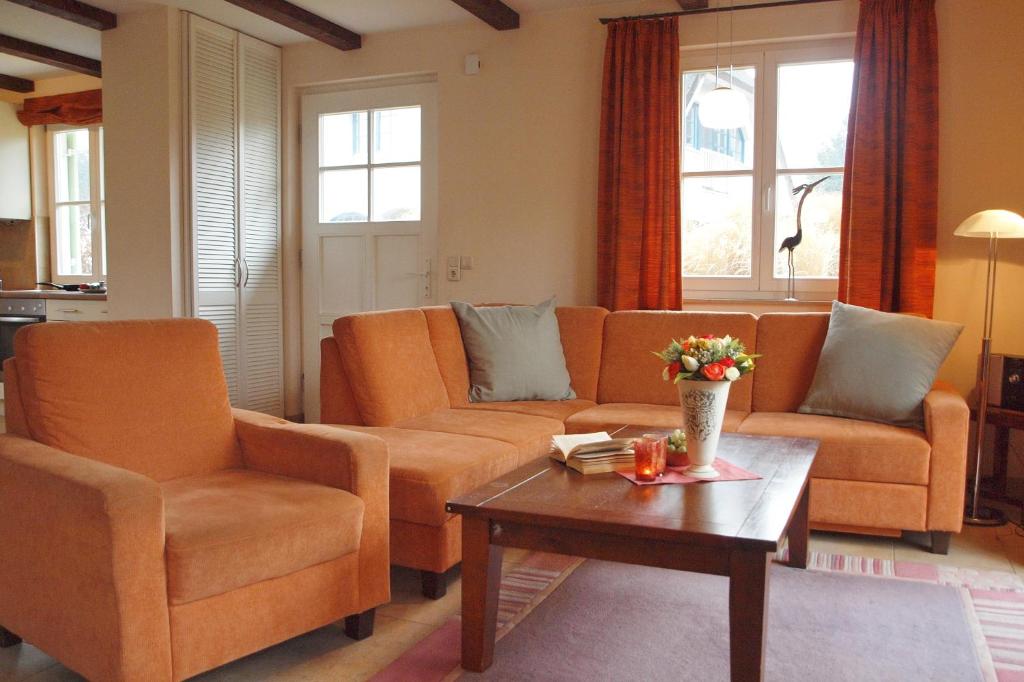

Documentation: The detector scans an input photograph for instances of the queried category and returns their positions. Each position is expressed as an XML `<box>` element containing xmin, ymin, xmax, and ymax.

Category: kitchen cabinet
<box><xmin>0</xmin><ymin>102</ymin><xmax>31</xmax><ymax>221</ymax></box>
<box><xmin>45</xmin><ymin>299</ymin><xmax>109</xmax><ymax>321</ymax></box>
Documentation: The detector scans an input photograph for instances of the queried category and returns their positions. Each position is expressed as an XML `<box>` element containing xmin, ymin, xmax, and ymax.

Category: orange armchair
<box><xmin>0</xmin><ymin>319</ymin><xmax>390</xmax><ymax>681</ymax></box>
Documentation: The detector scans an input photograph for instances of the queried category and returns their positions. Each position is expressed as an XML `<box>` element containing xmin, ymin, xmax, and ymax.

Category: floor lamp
<box><xmin>955</xmin><ymin>209</ymin><xmax>1024</xmax><ymax>526</ymax></box>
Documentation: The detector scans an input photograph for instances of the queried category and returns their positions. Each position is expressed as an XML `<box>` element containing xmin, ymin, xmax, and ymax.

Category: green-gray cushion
<box><xmin>798</xmin><ymin>301</ymin><xmax>963</xmax><ymax>428</ymax></box>
<box><xmin>451</xmin><ymin>298</ymin><xmax>576</xmax><ymax>403</ymax></box>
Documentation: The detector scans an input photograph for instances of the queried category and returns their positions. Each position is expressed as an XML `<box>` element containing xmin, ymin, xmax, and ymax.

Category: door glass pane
<box><xmin>773</xmin><ymin>173</ymin><xmax>843</xmax><ymax>278</ymax></box>
<box><xmin>682</xmin><ymin>176</ymin><xmax>752</xmax><ymax>277</ymax></box>
<box><xmin>372</xmin><ymin>107</ymin><xmax>420</xmax><ymax>164</ymax></box>
<box><xmin>321</xmin><ymin>169</ymin><xmax>368</xmax><ymax>222</ymax></box>
<box><xmin>321</xmin><ymin>111</ymin><xmax>368</xmax><ymax>167</ymax></box>
<box><xmin>371</xmin><ymin>166</ymin><xmax>421</xmax><ymax>221</ymax></box>
<box><xmin>54</xmin><ymin>129</ymin><xmax>90</xmax><ymax>202</ymax></box>
<box><xmin>777</xmin><ymin>61</ymin><xmax>854</xmax><ymax>169</ymax></box>
<box><xmin>682</xmin><ymin>68</ymin><xmax>756</xmax><ymax>173</ymax></box>
<box><xmin>55</xmin><ymin>204</ymin><xmax>92</xmax><ymax>276</ymax></box>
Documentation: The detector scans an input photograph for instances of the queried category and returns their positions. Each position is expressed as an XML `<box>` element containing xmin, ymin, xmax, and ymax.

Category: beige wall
<box><xmin>101</xmin><ymin>5</ymin><xmax>184</xmax><ymax>319</ymax></box>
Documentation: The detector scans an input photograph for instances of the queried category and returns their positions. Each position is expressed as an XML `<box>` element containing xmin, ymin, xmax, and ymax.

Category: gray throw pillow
<box><xmin>798</xmin><ymin>301</ymin><xmax>963</xmax><ymax>429</ymax></box>
<box><xmin>451</xmin><ymin>298</ymin><xmax>576</xmax><ymax>403</ymax></box>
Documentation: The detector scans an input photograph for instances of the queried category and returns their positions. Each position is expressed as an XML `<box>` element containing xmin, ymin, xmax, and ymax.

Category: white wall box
<box><xmin>184</xmin><ymin>14</ymin><xmax>284</xmax><ymax>416</ymax></box>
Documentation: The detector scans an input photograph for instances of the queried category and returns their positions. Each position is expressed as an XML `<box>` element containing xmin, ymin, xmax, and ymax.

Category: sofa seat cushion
<box><xmin>737</xmin><ymin>412</ymin><xmax>931</xmax><ymax>486</ymax></box>
<box><xmin>162</xmin><ymin>469</ymin><xmax>363</xmax><ymax>605</ymax></box>
<box><xmin>342</xmin><ymin>427</ymin><xmax>520</xmax><ymax>526</ymax></box>
<box><xmin>394</xmin><ymin>409</ymin><xmax>564</xmax><ymax>461</ymax></box>
<box><xmin>462</xmin><ymin>399</ymin><xmax>597</xmax><ymax>422</ymax></box>
<box><xmin>565</xmin><ymin>403</ymin><xmax>747</xmax><ymax>435</ymax></box>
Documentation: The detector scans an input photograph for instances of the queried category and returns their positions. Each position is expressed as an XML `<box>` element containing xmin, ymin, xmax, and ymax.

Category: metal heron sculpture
<box><xmin>779</xmin><ymin>175</ymin><xmax>831</xmax><ymax>300</ymax></box>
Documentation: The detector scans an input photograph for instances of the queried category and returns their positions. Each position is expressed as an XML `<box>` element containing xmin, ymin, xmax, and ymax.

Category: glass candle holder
<box><xmin>643</xmin><ymin>434</ymin><xmax>668</xmax><ymax>476</ymax></box>
<box><xmin>634</xmin><ymin>435</ymin><xmax>667</xmax><ymax>481</ymax></box>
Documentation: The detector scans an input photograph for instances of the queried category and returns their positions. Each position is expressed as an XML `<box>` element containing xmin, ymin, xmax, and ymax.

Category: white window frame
<box><xmin>46</xmin><ymin>124</ymin><xmax>105</xmax><ymax>284</ymax></box>
<box><xmin>681</xmin><ymin>38</ymin><xmax>854</xmax><ymax>301</ymax></box>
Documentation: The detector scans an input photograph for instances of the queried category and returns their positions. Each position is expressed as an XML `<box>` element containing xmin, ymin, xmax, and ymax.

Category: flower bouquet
<box><xmin>654</xmin><ymin>335</ymin><xmax>758</xmax><ymax>478</ymax></box>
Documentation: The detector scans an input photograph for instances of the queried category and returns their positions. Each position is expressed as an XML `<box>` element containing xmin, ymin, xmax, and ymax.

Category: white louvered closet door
<box><xmin>238</xmin><ymin>34</ymin><xmax>283</xmax><ymax>415</ymax></box>
<box><xmin>189</xmin><ymin>16</ymin><xmax>241</xmax><ymax>405</ymax></box>
<box><xmin>187</xmin><ymin>15</ymin><xmax>283</xmax><ymax>415</ymax></box>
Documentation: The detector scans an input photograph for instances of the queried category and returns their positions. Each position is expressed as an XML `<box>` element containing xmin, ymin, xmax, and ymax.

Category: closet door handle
<box><xmin>233</xmin><ymin>257</ymin><xmax>241</xmax><ymax>288</ymax></box>
<box><xmin>242</xmin><ymin>258</ymin><xmax>250</xmax><ymax>287</ymax></box>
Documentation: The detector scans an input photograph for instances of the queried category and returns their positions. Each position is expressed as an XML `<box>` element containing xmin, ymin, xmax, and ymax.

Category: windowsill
<box><xmin>682</xmin><ymin>297</ymin><xmax>832</xmax><ymax>313</ymax></box>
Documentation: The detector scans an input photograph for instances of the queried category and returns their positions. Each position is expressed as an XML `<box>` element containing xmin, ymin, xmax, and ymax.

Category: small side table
<box><xmin>978</xmin><ymin>406</ymin><xmax>1024</xmax><ymax>504</ymax></box>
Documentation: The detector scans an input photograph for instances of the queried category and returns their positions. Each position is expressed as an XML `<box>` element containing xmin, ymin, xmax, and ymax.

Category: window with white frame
<box><xmin>48</xmin><ymin>126</ymin><xmax>105</xmax><ymax>283</ymax></box>
<box><xmin>318</xmin><ymin>106</ymin><xmax>421</xmax><ymax>223</ymax></box>
<box><xmin>681</xmin><ymin>40</ymin><xmax>854</xmax><ymax>299</ymax></box>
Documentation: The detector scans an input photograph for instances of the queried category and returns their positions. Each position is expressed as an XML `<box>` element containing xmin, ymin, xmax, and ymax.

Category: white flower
<box><xmin>725</xmin><ymin>366</ymin><xmax>740</xmax><ymax>381</ymax></box>
<box><xmin>681</xmin><ymin>355</ymin><xmax>700</xmax><ymax>372</ymax></box>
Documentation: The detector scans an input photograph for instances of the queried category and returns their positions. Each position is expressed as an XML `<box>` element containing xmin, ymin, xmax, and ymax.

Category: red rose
<box><xmin>702</xmin><ymin>363</ymin><xmax>726</xmax><ymax>381</ymax></box>
<box><xmin>720</xmin><ymin>357</ymin><xmax>735</xmax><ymax>368</ymax></box>
<box><xmin>668</xmin><ymin>361</ymin><xmax>682</xmax><ymax>377</ymax></box>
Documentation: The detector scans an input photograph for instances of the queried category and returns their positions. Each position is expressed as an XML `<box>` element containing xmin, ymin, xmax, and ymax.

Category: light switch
<box><xmin>460</xmin><ymin>255</ymin><xmax>473</xmax><ymax>270</ymax></box>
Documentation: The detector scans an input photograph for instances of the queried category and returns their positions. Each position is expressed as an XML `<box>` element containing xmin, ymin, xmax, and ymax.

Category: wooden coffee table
<box><xmin>446</xmin><ymin>431</ymin><xmax>818</xmax><ymax>682</ymax></box>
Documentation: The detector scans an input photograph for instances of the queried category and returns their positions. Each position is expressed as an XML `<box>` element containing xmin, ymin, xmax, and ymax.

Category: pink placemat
<box><xmin>618</xmin><ymin>457</ymin><xmax>762</xmax><ymax>486</ymax></box>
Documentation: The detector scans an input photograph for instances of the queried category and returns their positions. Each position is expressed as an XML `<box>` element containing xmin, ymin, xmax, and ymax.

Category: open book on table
<box><xmin>550</xmin><ymin>432</ymin><xmax>636</xmax><ymax>474</ymax></box>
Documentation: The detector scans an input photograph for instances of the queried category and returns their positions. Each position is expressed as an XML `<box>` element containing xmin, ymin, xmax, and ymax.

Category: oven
<box><xmin>0</xmin><ymin>299</ymin><xmax>46</xmax><ymax>380</ymax></box>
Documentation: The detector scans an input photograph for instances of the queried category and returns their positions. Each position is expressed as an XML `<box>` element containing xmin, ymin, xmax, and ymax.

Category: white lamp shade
<box><xmin>953</xmin><ymin>209</ymin><xmax>1024</xmax><ymax>239</ymax></box>
<box><xmin>697</xmin><ymin>86</ymin><xmax>749</xmax><ymax>130</ymax></box>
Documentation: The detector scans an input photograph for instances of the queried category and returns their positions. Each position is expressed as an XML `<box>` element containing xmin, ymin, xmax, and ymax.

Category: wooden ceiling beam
<box><xmin>0</xmin><ymin>73</ymin><xmax>34</xmax><ymax>93</ymax></box>
<box><xmin>677</xmin><ymin>0</ymin><xmax>710</xmax><ymax>8</ymax></box>
<box><xmin>0</xmin><ymin>34</ymin><xmax>100</xmax><ymax>77</ymax></box>
<box><xmin>450</xmin><ymin>0</ymin><xmax>520</xmax><ymax>30</ymax></box>
<box><xmin>6</xmin><ymin>0</ymin><xmax>117</xmax><ymax>31</ymax></box>
<box><xmin>221</xmin><ymin>0</ymin><xmax>361</xmax><ymax>51</ymax></box>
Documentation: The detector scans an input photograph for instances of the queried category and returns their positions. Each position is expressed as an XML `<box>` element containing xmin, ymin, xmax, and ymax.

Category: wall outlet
<box><xmin>446</xmin><ymin>256</ymin><xmax>461</xmax><ymax>282</ymax></box>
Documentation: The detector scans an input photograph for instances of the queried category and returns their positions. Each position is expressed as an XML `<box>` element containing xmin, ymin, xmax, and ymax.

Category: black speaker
<box><xmin>986</xmin><ymin>354</ymin><xmax>1024</xmax><ymax>411</ymax></box>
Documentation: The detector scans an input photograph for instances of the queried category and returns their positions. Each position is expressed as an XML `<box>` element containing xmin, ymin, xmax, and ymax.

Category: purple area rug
<box><xmin>457</xmin><ymin>560</ymin><xmax>987</xmax><ymax>681</ymax></box>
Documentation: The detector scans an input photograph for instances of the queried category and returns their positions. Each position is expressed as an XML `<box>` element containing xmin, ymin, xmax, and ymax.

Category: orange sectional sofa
<box><xmin>321</xmin><ymin>306</ymin><xmax>969</xmax><ymax>597</ymax></box>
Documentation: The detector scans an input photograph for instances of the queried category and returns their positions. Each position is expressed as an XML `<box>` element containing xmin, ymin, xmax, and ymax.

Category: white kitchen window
<box><xmin>681</xmin><ymin>40</ymin><xmax>854</xmax><ymax>300</ymax></box>
<box><xmin>47</xmin><ymin>125</ymin><xmax>105</xmax><ymax>283</ymax></box>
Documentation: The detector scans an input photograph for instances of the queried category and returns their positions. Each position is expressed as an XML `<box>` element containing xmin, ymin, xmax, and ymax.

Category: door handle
<box><xmin>233</xmin><ymin>257</ymin><xmax>241</xmax><ymax>288</ymax></box>
<box><xmin>242</xmin><ymin>258</ymin><xmax>250</xmax><ymax>287</ymax></box>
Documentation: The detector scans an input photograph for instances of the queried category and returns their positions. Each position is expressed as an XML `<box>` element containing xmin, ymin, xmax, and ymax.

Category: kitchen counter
<box><xmin>0</xmin><ymin>289</ymin><xmax>107</xmax><ymax>301</ymax></box>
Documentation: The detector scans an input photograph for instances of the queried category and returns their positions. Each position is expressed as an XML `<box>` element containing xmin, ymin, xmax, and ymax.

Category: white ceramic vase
<box><xmin>677</xmin><ymin>379</ymin><xmax>731</xmax><ymax>479</ymax></box>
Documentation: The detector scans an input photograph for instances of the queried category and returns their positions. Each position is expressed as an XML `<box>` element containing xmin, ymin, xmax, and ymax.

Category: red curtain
<box><xmin>597</xmin><ymin>17</ymin><xmax>682</xmax><ymax>311</ymax></box>
<box><xmin>16</xmin><ymin>89</ymin><xmax>102</xmax><ymax>126</ymax></box>
<box><xmin>837</xmin><ymin>0</ymin><xmax>938</xmax><ymax>316</ymax></box>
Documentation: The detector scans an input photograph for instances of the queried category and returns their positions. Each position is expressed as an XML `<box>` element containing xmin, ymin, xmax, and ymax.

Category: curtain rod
<box><xmin>599</xmin><ymin>0</ymin><xmax>841</xmax><ymax>24</ymax></box>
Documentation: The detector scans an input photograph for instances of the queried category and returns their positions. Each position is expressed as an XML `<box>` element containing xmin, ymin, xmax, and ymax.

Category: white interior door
<box><xmin>301</xmin><ymin>82</ymin><xmax>438</xmax><ymax>422</ymax></box>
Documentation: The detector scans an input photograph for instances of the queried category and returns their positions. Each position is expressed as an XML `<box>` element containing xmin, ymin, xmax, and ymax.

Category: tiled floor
<box><xmin>4</xmin><ymin>525</ymin><xmax>1024</xmax><ymax>682</ymax></box>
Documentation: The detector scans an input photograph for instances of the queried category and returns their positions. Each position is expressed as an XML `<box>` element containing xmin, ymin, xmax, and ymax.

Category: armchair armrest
<box><xmin>0</xmin><ymin>435</ymin><xmax>171</xmax><ymax>681</ymax></box>
<box><xmin>232</xmin><ymin>409</ymin><xmax>391</xmax><ymax>610</ymax></box>
<box><xmin>923</xmin><ymin>381</ymin><xmax>969</xmax><ymax>532</ymax></box>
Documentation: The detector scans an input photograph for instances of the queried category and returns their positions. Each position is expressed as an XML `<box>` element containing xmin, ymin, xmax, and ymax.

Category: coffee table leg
<box><xmin>461</xmin><ymin>516</ymin><xmax>503</xmax><ymax>672</ymax></box>
<box><xmin>729</xmin><ymin>549</ymin><xmax>770</xmax><ymax>682</ymax></box>
<box><xmin>788</xmin><ymin>482</ymin><xmax>810</xmax><ymax>569</ymax></box>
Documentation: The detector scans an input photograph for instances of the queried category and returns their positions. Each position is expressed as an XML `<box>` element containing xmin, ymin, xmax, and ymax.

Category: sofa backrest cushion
<box><xmin>422</xmin><ymin>305</ymin><xmax>608</xmax><ymax>405</ymax></box>
<box><xmin>333</xmin><ymin>309</ymin><xmax>450</xmax><ymax>426</ymax></box>
<box><xmin>752</xmin><ymin>313</ymin><xmax>830</xmax><ymax>413</ymax></box>
<box><xmin>598</xmin><ymin>311</ymin><xmax>756</xmax><ymax>411</ymax></box>
<box><xmin>319</xmin><ymin>337</ymin><xmax>365</xmax><ymax>425</ymax></box>
<box><xmin>554</xmin><ymin>307</ymin><xmax>608</xmax><ymax>402</ymax></box>
<box><xmin>13</xmin><ymin>319</ymin><xmax>241</xmax><ymax>481</ymax></box>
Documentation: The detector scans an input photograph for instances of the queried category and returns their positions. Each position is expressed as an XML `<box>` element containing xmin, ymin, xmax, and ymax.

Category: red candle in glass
<box><xmin>634</xmin><ymin>435</ymin><xmax>667</xmax><ymax>481</ymax></box>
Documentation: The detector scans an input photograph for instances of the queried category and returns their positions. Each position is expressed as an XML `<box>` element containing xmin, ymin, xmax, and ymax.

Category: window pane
<box><xmin>321</xmin><ymin>112</ymin><xmax>368</xmax><ymax>167</ymax></box>
<box><xmin>773</xmin><ymin>173</ymin><xmax>843</xmax><ymax>278</ymax></box>
<box><xmin>683</xmin><ymin>68</ymin><xmax>755</xmax><ymax>172</ymax></box>
<box><xmin>100</xmin><ymin>202</ymin><xmax>106</xmax><ymax>277</ymax></box>
<box><xmin>321</xmin><ymin>169</ymin><xmax>368</xmax><ymax>222</ymax></box>
<box><xmin>55</xmin><ymin>204</ymin><xmax>92</xmax><ymax>276</ymax></box>
<box><xmin>54</xmin><ymin>129</ymin><xmax>90</xmax><ymax>203</ymax></box>
<box><xmin>372</xmin><ymin>107</ymin><xmax>420</xmax><ymax>164</ymax></box>
<box><xmin>99</xmin><ymin>128</ymin><xmax>105</xmax><ymax>200</ymax></box>
<box><xmin>682</xmin><ymin>176</ymin><xmax>752</xmax><ymax>277</ymax></box>
<box><xmin>371</xmin><ymin>165</ymin><xmax>421</xmax><ymax>221</ymax></box>
<box><xmin>777</xmin><ymin>61</ymin><xmax>854</xmax><ymax>169</ymax></box>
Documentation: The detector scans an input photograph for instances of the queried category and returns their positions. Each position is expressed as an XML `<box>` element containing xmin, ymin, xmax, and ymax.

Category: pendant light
<box><xmin>698</xmin><ymin>0</ymin><xmax>749</xmax><ymax>130</ymax></box>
